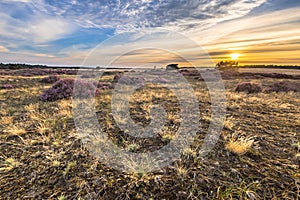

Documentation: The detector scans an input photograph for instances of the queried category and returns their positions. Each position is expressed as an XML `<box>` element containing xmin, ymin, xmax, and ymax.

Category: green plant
<box><xmin>126</xmin><ymin>143</ymin><xmax>140</xmax><ymax>152</ymax></box>
<box><xmin>0</xmin><ymin>158</ymin><xmax>23</xmax><ymax>171</ymax></box>
<box><xmin>63</xmin><ymin>161</ymin><xmax>76</xmax><ymax>175</ymax></box>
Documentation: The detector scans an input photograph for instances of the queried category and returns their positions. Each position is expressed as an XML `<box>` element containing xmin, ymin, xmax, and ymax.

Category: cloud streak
<box><xmin>0</xmin><ymin>0</ymin><xmax>300</xmax><ymax>66</ymax></box>
<box><xmin>201</xmin><ymin>7</ymin><xmax>300</xmax><ymax>64</ymax></box>
<box><xmin>30</xmin><ymin>0</ymin><xmax>267</xmax><ymax>32</ymax></box>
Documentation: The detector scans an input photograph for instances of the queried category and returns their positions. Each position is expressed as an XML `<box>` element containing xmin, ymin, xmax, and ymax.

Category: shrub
<box><xmin>235</xmin><ymin>82</ymin><xmax>262</xmax><ymax>93</ymax></box>
<box><xmin>97</xmin><ymin>82</ymin><xmax>112</xmax><ymax>90</ymax></box>
<box><xmin>166</xmin><ymin>63</ymin><xmax>179</xmax><ymax>70</ymax></box>
<box><xmin>40</xmin><ymin>79</ymin><xmax>74</xmax><ymax>101</ymax></box>
<box><xmin>40</xmin><ymin>75</ymin><xmax>60</xmax><ymax>84</ymax></box>
<box><xmin>152</xmin><ymin>77</ymin><xmax>168</xmax><ymax>84</ymax></box>
<box><xmin>40</xmin><ymin>79</ymin><xmax>99</xmax><ymax>101</ymax></box>
<box><xmin>113</xmin><ymin>74</ymin><xmax>145</xmax><ymax>86</ymax></box>
<box><xmin>80</xmin><ymin>73</ymin><xmax>97</xmax><ymax>78</ymax></box>
<box><xmin>113</xmin><ymin>74</ymin><xmax>122</xmax><ymax>83</ymax></box>
<box><xmin>1</xmin><ymin>84</ymin><xmax>13</xmax><ymax>90</ymax></box>
<box><xmin>180</xmin><ymin>69</ymin><xmax>201</xmax><ymax>79</ymax></box>
<box><xmin>263</xmin><ymin>81</ymin><xmax>299</xmax><ymax>93</ymax></box>
<box><xmin>73</xmin><ymin>79</ymin><xmax>99</xmax><ymax>99</ymax></box>
<box><xmin>119</xmin><ymin>76</ymin><xmax>145</xmax><ymax>85</ymax></box>
<box><xmin>0</xmin><ymin>68</ymin><xmax>79</xmax><ymax>77</ymax></box>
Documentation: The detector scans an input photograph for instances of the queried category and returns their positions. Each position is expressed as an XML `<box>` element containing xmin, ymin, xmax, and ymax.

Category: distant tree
<box><xmin>166</xmin><ymin>64</ymin><xmax>179</xmax><ymax>70</ymax></box>
<box><xmin>216</xmin><ymin>60</ymin><xmax>239</xmax><ymax>69</ymax></box>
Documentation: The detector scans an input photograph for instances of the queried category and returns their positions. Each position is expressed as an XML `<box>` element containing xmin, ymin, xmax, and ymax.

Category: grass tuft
<box><xmin>0</xmin><ymin>158</ymin><xmax>23</xmax><ymax>171</ymax></box>
<box><xmin>225</xmin><ymin>132</ymin><xmax>255</xmax><ymax>155</ymax></box>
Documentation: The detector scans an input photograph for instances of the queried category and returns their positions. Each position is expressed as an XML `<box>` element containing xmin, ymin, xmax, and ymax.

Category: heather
<box><xmin>235</xmin><ymin>82</ymin><xmax>263</xmax><ymax>93</ymax></box>
<box><xmin>0</xmin><ymin>68</ymin><xmax>78</xmax><ymax>77</ymax></box>
<box><xmin>264</xmin><ymin>81</ymin><xmax>300</xmax><ymax>93</ymax></box>
<box><xmin>40</xmin><ymin>75</ymin><xmax>60</xmax><ymax>84</ymax></box>
<box><xmin>1</xmin><ymin>84</ymin><xmax>14</xmax><ymax>89</ymax></box>
<box><xmin>40</xmin><ymin>78</ymin><xmax>99</xmax><ymax>101</ymax></box>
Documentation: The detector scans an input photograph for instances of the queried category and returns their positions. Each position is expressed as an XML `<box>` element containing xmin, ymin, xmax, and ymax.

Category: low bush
<box><xmin>113</xmin><ymin>74</ymin><xmax>145</xmax><ymax>86</ymax></box>
<box><xmin>235</xmin><ymin>82</ymin><xmax>262</xmax><ymax>93</ymax></box>
<box><xmin>40</xmin><ymin>79</ymin><xmax>99</xmax><ymax>101</ymax></box>
<box><xmin>40</xmin><ymin>75</ymin><xmax>60</xmax><ymax>84</ymax></box>
<box><xmin>152</xmin><ymin>77</ymin><xmax>168</xmax><ymax>84</ymax></box>
<box><xmin>80</xmin><ymin>73</ymin><xmax>97</xmax><ymax>78</ymax></box>
<box><xmin>264</xmin><ymin>81</ymin><xmax>300</xmax><ymax>93</ymax></box>
<box><xmin>0</xmin><ymin>68</ymin><xmax>78</xmax><ymax>77</ymax></box>
<box><xmin>97</xmin><ymin>82</ymin><xmax>112</xmax><ymax>90</ymax></box>
<box><xmin>113</xmin><ymin>74</ymin><xmax>122</xmax><ymax>83</ymax></box>
<box><xmin>1</xmin><ymin>84</ymin><xmax>14</xmax><ymax>90</ymax></box>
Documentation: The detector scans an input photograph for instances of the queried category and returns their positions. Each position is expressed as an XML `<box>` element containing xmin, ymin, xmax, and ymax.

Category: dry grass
<box><xmin>0</xmin><ymin>116</ymin><xmax>14</xmax><ymax>126</ymax></box>
<box><xmin>5</xmin><ymin>125</ymin><xmax>27</xmax><ymax>135</ymax></box>
<box><xmin>0</xmin><ymin>68</ymin><xmax>299</xmax><ymax>199</ymax></box>
<box><xmin>0</xmin><ymin>158</ymin><xmax>23</xmax><ymax>171</ymax></box>
<box><xmin>225</xmin><ymin>132</ymin><xmax>255</xmax><ymax>155</ymax></box>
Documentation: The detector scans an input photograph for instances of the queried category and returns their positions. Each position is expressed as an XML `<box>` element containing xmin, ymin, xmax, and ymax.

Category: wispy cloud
<box><xmin>1</xmin><ymin>0</ymin><xmax>31</xmax><ymax>2</ymax></box>
<box><xmin>0</xmin><ymin>0</ymin><xmax>299</xmax><ymax>65</ymax></box>
<box><xmin>0</xmin><ymin>45</ymin><xmax>9</xmax><ymax>52</ymax></box>
<box><xmin>29</xmin><ymin>17</ymin><xmax>76</xmax><ymax>43</ymax></box>
<box><xmin>201</xmin><ymin>7</ymin><xmax>300</xmax><ymax>64</ymax></box>
<box><xmin>30</xmin><ymin>0</ymin><xmax>267</xmax><ymax>32</ymax></box>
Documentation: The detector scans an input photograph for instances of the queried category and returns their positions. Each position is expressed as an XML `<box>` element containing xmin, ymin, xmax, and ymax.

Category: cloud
<box><xmin>30</xmin><ymin>0</ymin><xmax>267</xmax><ymax>32</ymax></box>
<box><xmin>29</xmin><ymin>18</ymin><xmax>76</xmax><ymax>43</ymax></box>
<box><xmin>1</xmin><ymin>0</ymin><xmax>299</xmax><ymax>66</ymax></box>
<box><xmin>0</xmin><ymin>0</ymin><xmax>268</xmax><ymax>47</ymax></box>
<box><xmin>78</xmin><ymin>30</ymin><xmax>213</xmax><ymax>67</ymax></box>
<box><xmin>0</xmin><ymin>1</ymin><xmax>77</xmax><ymax>44</ymax></box>
<box><xmin>201</xmin><ymin>7</ymin><xmax>300</xmax><ymax>47</ymax></box>
<box><xmin>198</xmin><ymin>7</ymin><xmax>300</xmax><ymax>65</ymax></box>
<box><xmin>0</xmin><ymin>46</ymin><xmax>9</xmax><ymax>52</ymax></box>
<box><xmin>1</xmin><ymin>0</ymin><xmax>31</xmax><ymax>2</ymax></box>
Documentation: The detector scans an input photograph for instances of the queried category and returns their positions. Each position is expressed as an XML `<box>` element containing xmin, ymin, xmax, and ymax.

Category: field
<box><xmin>238</xmin><ymin>68</ymin><xmax>300</xmax><ymax>76</ymax></box>
<box><xmin>0</xmin><ymin>67</ymin><xmax>299</xmax><ymax>199</ymax></box>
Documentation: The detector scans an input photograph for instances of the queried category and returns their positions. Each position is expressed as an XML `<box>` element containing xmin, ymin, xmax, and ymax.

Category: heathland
<box><xmin>0</xmin><ymin>65</ymin><xmax>299</xmax><ymax>199</ymax></box>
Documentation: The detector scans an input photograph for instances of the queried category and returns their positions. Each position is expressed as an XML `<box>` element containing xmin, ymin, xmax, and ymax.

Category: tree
<box><xmin>216</xmin><ymin>60</ymin><xmax>238</xmax><ymax>69</ymax></box>
<box><xmin>166</xmin><ymin>63</ymin><xmax>179</xmax><ymax>70</ymax></box>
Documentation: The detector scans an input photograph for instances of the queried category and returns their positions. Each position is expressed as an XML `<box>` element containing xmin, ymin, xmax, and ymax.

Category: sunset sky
<box><xmin>0</xmin><ymin>0</ymin><xmax>300</xmax><ymax>67</ymax></box>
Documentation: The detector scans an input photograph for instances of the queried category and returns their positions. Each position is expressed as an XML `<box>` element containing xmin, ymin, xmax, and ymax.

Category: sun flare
<box><xmin>231</xmin><ymin>53</ymin><xmax>240</xmax><ymax>60</ymax></box>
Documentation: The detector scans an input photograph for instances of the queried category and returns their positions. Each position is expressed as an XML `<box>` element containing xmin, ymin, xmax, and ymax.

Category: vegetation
<box><xmin>40</xmin><ymin>79</ymin><xmax>100</xmax><ymax>101</ymax></box>
<box><xmin>40</xmin><ymin>75</ymin><xmax>60</xmax><ymax>84</ymax></box>
<box><xmin>216</xmin><ymin>60</ymin><xmax>239</xmax><ymax>69</ymax></box>
<box><xmin>235</xmin><ymin>82</ymin><xmax>263</xmax><ymax>93</ymax></box>
<box><xmin>225</xmin><ymin>131</ymin><xmax>255</xmax><ymax>155</ymax></box>
<box><xmin>1</xmin><ymin>84</ymin><xmax>13</xmax><ymax>90</ymax></box>
<box><xmin>264</xmin><ymin>81</ymin><xmax>300</xmax><ymax>93</ymax></box>
<box><xmin>0</xmin><ymin>67</ymin><xmax>299</xmax><ymax>199</ymax></box>
<box><xmin>166</xmin><ymin>63</ymin><xmax>179</xmax><ymax>70</ymax></box>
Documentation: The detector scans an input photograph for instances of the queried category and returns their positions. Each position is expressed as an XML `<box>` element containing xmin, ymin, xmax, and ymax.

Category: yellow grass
<box><xmin>0</xmin><ymin>158</ymin><xmax>23</xmax><ymax>171</ymax></box>
<box><xmin>6</xmin><ymin>125</ymin><xmax>27</xmax><ymax>135</ymax></box>
<box><xmin>225</xmin><ymin>133</ymin><xmax>255</xmax><ymax>155</ymax></box>
<box><xmin>24</xmin><ymin>103</ymin><xmax>39</xmax><ymax>113</ymax></box>
<box><xmin>1</xmin><ymin>116</ymin><xmax>14</xmax><ymax>126</ymax></box>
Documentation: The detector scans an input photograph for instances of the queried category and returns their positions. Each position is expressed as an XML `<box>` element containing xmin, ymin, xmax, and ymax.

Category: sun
<box><xmin>231</xmin><ymin>53</ymin><xmax>240</xmax><ymax>60</ymax></box>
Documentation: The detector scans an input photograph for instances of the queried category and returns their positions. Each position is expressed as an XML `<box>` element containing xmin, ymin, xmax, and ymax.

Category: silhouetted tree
<box><xmin>166</xmin><ymin>64</ymin><xmax>179</xmax><ymax>70</ymax></box>
<box><xmin>216</xmin><ymin>60</ymin><xmax>238</xmax><ymax>69</ymax></box>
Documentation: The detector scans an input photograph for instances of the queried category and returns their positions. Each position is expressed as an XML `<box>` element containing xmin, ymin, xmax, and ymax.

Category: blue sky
<box><xmin>0</xmin><ymin>0</ymin><xmax>300</xmax><ymax>66</ymax></box>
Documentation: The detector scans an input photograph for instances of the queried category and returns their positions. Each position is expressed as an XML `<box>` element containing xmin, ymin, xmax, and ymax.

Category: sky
<box><xmin>0</xmin><ymin>0</ymin><xmax>300</xmax><ymax>67</ymax></box>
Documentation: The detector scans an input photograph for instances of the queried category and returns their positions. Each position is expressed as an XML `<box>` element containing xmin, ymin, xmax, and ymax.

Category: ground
<box><xmin>0</xmin><ymin>67</ymin><xmax>299</xmax><ymax>199</ymax></box>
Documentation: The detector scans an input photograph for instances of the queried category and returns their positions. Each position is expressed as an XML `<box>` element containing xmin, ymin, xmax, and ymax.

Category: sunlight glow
<box><xmin>231</xmin><ymin>53</ymin><xmax>240</xmax><ymax>60</ymax></box>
